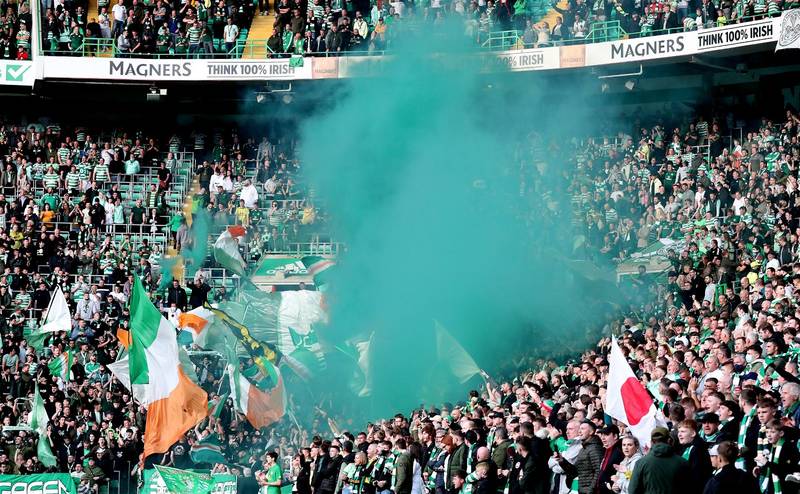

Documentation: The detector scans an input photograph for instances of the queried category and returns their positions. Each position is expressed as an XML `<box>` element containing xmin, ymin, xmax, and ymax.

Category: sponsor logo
<box><xmin>779</xmin><ymin>9</ymin><xmax>800</xmax><ymax>47</ymax></box>
<box><xmin>207</xmin><ymin>62</ymin><xmax>296</xmax><ymax>77</ymax></box>
<box><xmin>0</xmin><ymin>480</ymin><xmax>72</xmax><ymax>494</ymax></box>
<box><xmin>109</xmin><ymin>61</ymin><xmax>192</xmax><ymax>77</ymax></box>
<box><xmin>697</xmin><ymin>22</ymin><xmax>773</xmax><ymax>49</ymax></box>
<box><xmin>496</xmin><ymin>52</ymin><xmax>545</xmax><ymax>69</ymax></box>
<box><xmin>610</xmin><ymin>35</ymin><xmax>686</xmax><ymax>59</ymax></box>
<box><xmin>4</xmin><ymin>64</ymin><xmax>30</xmax><ymax>82</ymax></box>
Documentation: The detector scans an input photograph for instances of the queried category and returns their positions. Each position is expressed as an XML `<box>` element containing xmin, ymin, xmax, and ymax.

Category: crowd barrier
<box><xmin>0</xmin><ymin>10</ymin><xmax>792</xmax><ymax>86</ymax></box>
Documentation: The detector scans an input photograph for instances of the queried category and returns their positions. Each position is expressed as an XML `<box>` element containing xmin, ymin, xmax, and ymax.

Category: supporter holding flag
<box><xmin>606</xmin><ymin>337</ymin><xmax>664</xmax><ymax>448</ymax></box>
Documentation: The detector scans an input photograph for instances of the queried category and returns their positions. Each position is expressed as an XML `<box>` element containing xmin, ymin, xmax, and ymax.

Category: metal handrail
<box><xmin>38</xmin><ymin>12</ymin><xmax>778</xmax><ymax>59</ymax></box>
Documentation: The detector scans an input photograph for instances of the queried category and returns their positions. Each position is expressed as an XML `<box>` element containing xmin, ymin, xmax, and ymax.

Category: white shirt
<box><xmin>223</xmin><ymin>23</ymin><xmax>239</xmax><ymax>43</ymax></box>
<box><xmin>112</xmin><ymin>3</ymin><xmax>126</xmax><ymax>21</ymax></box>
<box><xmin>240</xmin><ymin>184</ymin><xmax>259</xmax><ymax>209</ymax></box>
<box><xmin>263</xmin><ymin>178</ymin><xmax>278</xmax><ymax>194</ymax></box>
<box><xmin>209</xmin><ymin>173</ymin><xmax>225</xmax><ymax>192</ymax></box>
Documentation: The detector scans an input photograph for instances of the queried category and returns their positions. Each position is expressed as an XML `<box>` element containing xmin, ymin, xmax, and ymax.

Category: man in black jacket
<box><xmin>186</xmin><ymin>276</ymin><xmax>211</xmax><ymax>308</ymax></box>
<box><xmin>473</xmin><ymin>447</ymin><xmax>498</xmax><ymax>494</ymax></box>
<box><xmin>314</xmin><ymin>444</ymin><xmax>343</xmax><ymax>494</ymax></box>
<box><xmin>512</xmin><ymin>437</ymin><xmax>548</xmax><ymax>494</ymax></box>
<box><xmin>703</xmin><ymin>442</ymin><xmax>758</xmax><ymax>494</ymax></box>
<box><xmin>676</xmin><ymin>420</ymin><xmax>713</xmax><ymax>494</ymax></box>
<box><xmin>167</xmin><ymin>279</ymin><xmax>187</xmax><ymax>310</ymax></box>
<box><xmin>596</xmin><ymin>425</ymin><xmax>624</xmax><ymax>494</ymax></box>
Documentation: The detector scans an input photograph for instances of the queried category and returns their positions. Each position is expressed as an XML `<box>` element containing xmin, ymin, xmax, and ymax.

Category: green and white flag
<box><xmin>301</xmin><ymin>256</ymin><xmax>335</xmax><ymax>288</ymax></box>
<box><xmin>28</xmin><ymin>382</ymin><xmax>57</xmax><ymax>467</ymax></box>
<box><xmin>40</xmin><ymin>285</ymin><xmax>72</xmax><ymax>333</ymax></box>
<box><xmin>214</xmin><ymin>290</ymin><xmax>328</xmax><ymax>381</ymax></box>
<box><xmin>48</xmin><ymin>350</ymin><xmax>73</xmax><ymax>382</ymax></box>
<box><xmin>154</xmin><ymin>465</ymin><xmax>214</xmax><ymax>494</ymax></box>
<box><xmin>336</xmin><ymin>332</ymin><xmax>374</xmax><ymax>397</ymax></box>
<box><xmin>208</xmin><ymin>392</ymin><xmax>229</xmax><ymax>419</ymax></box>
<box><xmin>434</xmin><ymin>321</ymin><xmax>480</xmax><ymax>384</ymax></box>
<box><xmin>190</xmin><ymin>433</ymin><xmax>227</xmax><ymax>465</ymax></box>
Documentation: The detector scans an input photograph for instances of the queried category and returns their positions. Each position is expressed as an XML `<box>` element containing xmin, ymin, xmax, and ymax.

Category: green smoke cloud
<box><xmin>295</xmin><ymin>24</ymin><xmax>619</xmax><ymax>417</ymax></box>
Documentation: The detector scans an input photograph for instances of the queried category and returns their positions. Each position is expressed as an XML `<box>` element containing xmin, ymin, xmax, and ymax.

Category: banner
<box><xmin>776</xmin><ymin>8</ymin><xmax>800</xmax><ymax>51</ymax></box>
<box><xmin>585</xmin><ymin>32</ymin><xmax>694</xmax><ymax>65</ymax></box>
<box><xmin>312</xmin><ymin>57</ymin><xmax>339</xmax><ymax>79</ymax></box>
<box><xmin>486</xmin><ymin>47</ymin><xmax>560</xmax><ymax>71</ymax></box>
<box><xmin>559</xmin><ymin>44</ymin><xmax>586</xmax><ymax>68</ymax></box>
<box><xmin>0</xmin><ymin>474</ymin><xmax>77</xmax><ymax>494</ymax></box>
<box><xmin>0</xmin><ymin>60</ymin><xmax>35</xmax><ymax>86</ymax></box>
<box><xmin>253</xmin><ymin>256</ymin><xmax>309</xmax><ymax>277</ymax></box>
<box><xmin>142</xmin><ymin>468</ymin><xmax>236</xmax><ymax>494</ymax></box>
<box><xmin>40</xmin><ymin>57</ymin><xmax>313</xmax><ymax>81</ymax></box>
<box><xmin>697</xmin><ymin>18</ymin><xmax>775</xmax><ymax>52</ymax></box>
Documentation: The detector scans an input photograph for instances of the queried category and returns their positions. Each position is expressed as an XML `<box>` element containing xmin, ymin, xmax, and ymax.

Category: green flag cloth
<box><xmin>25</xmin><ymin>328</ymin><xmax>48</xmax><ymax>351</ymax></box>
<box><xmin>290</xmin><ymin>55</ymin><xmax>304</xmax><ymax>67</ymax></box>
<box><xmin>189</xmin><ymin>434</ymin><xmax>227</xmax><ymax>465</ymax></box>
<box><xmin>154</xmin><ymin>465</ymin><xmax>214</xmax><ymax>494</ymax></box>
<box><xmin>28</xmin><ymin>382</ymin><xmax>58</xmax><ymax>467</ymax></box>
<box><xmin>47</xmin><ymin>350</ymin><xmax>73</xmax><ymax>382</ymax></box>
<box><xmin>208</xmin><ymin>392</ymin><xmax>229</xmax><ymax>419</ymax></box>
<box><xmin>434</xmin><ymin>321</ymin><xmax>480</xmax><ymax>384</ymax></box>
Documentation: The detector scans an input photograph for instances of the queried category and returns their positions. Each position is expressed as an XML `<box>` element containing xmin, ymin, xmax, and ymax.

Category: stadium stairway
<box><xmin>540</xmin><ymin>0</ymin><xmax>569</xmax><ymax>29</ymax></box>
<box><xmin>242</xmin><ymin>6</ymin><xmax>274</xmax><ymax>59</ymax></box>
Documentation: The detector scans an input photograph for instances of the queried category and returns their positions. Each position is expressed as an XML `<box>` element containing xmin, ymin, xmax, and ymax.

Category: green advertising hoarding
<box><xmin>0</xmin><ymin>474</ymin><xmax>77</xmax><ymax>494</ymax></box>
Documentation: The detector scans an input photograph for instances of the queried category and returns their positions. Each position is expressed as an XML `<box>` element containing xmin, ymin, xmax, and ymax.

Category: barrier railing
<box><xmin>38</xmin><ymin>12</ymin><xmax>778</xmax><ymax>60</ymax></box>
<box><xmin>481</xmin><ymin>30</ymin><xmax>523</xmax><ymax>50</ymax></box>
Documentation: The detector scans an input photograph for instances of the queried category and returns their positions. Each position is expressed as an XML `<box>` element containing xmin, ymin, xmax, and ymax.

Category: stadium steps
<box><xmin>540</xmin><ymin>0</ymin><xmax>569</xmax><ymax>30</ymax></box>
<box><xmin>242</xmin><ymin>6</ymin><xmax>275</xmax><ymax>59</ymax></box>
<box><xmin>86</xmin><ymin>0</ymin><xmax>113</xmax><ymax>58</ymax></box>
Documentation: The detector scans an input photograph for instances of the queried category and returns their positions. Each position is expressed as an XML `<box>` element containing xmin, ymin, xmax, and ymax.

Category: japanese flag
<box><xmin>606</xmin><ymin>337</ymin><xmax>664</xmax><ymax>447</ymax></box>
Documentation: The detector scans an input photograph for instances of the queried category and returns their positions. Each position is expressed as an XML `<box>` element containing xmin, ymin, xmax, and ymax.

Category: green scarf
<box><xmin>736</xmin><ymin>408</ymin><xmax>756</xmax><ymax>470</ymax></box>
<box><xmin>760</xmin><ymin>438</ymin><xmax>784</xmax><ymax>494</ymax></box>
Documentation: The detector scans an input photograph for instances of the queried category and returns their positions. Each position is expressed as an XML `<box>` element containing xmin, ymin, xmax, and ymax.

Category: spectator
<box><xmin>675</xmin><ymin>420</ymin><xmax>712</xmax><ymax>494</ymax></box>
<box><xmin>703</xmin><ymin>442</ymin><xmax>758</xmax><ymax>494</ymax></box>
<box><xmin>223</xmin><ymin>18</ymin><xmax>239</xmax><ymax>54</ymax></box>
<box><xmin>628</xmin><ymin>428</ymin><xmax>690</xmax><ymax>494</ymax></box>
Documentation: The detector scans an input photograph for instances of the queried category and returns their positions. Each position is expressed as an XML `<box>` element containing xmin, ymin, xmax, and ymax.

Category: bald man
<box><xmin>473</xmin><ymin>447</ymin><xmax>498</xmax><ymax>494</ymax></box>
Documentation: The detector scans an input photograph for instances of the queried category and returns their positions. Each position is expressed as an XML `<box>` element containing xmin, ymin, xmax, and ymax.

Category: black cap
<box><xmin>597</xmin><ymin>424</ymin><xmax>619</xmax><ymax>436</ymax></box>
<box><xmin>721</xmin><ymin>400</ymin><xmax>740</xmax><ymax>417</ymax></box>
<box><xmin>698</xmin><ymin>413</ymin><xmax>720</xmax><ymax>424</ymax></box>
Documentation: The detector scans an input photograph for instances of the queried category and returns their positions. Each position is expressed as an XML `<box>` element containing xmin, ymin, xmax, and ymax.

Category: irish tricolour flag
<box><xmin>48</xmin><ymin>350</ymin><xmax>73</xmax><ymax>382</ymax></box>
<box><xmin>128</xmin><ymin>277</ymin><xmax>208</xmax><ymax>459</ymax></box>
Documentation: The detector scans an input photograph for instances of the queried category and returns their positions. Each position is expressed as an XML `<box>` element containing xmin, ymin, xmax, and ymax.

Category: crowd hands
<box><xmin>36</xmin><ymin>0</ymin><xmax>800</xmax><ymax>59</ymax></box>
<box><xmin>5</xmin><ymin>108</ymin><xmax>800</xmax><ymax>494</ymax></box>
<box><xmin>526</xmin><ymin>0</ymin><xmax>792</xmax><ymax>48</ymax></box>
<box><xmin>0</xmin><ymin>120</ymin><xmax>328</xmax><ymax>491</ymax></box>
<box><xmin>194</xmin><ymin>108</ymin><xmax>800</xmax><ymax>494</ymax></box>
<box><xmin>0</xmin><ymin>1</ymin><xmax>33</xmax><ymax>60</ymax></box>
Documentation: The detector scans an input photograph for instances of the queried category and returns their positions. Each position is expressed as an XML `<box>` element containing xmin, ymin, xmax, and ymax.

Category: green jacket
<box><xmin>628</xmin><ymin>443</ymin><xmax>691</xmax><ymax>494</ymax></box>
<box><xmin>447</xmin><ymin>444</ymin><xmax>468</xmax><ymax>490</ymax></box>
<box><xmin>393</xmin><ymin>452</ymin><xmax>413</xmax><ymax>494</ymax></box>
<box><xmin>492</xmin><ymin>440</ymin><xmax>512</xmax><ymax>469</ymax></box>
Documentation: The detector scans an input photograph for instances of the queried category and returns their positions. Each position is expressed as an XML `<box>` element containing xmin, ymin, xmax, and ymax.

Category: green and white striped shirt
<box><xmin>94</xmin><ymin>163</ymin><xmax>110</xmax><ymax>182</ymax></box>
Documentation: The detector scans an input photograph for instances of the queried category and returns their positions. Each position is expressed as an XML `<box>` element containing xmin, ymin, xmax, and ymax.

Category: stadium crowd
<box><xmin>0</xmin><ymin>121</ymin><xmax>320</xmax><ymax>491</ymax></box>
<box><xmin>0</xmin><ymin>106</ymin><xmax>800</xmax><ymax>494</ymax></box>
<box><xmin>34</xmin><ymin>0</ymin><xmax>796</xmax><ymax>57</ymax></box>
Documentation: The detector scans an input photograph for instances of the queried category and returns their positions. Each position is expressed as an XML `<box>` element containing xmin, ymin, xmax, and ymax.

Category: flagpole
<box><xmin>217</xmin><ymin>365</ymin><xmax>228</xmax><ymax>396</ymax></box>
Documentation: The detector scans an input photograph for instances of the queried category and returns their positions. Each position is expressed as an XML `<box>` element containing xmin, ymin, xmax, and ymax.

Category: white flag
<box><xmin>776</xmin><ymin>10</ymin><xmax>800</xmax><ymax>52</ymax></box>
<box><xmin>40</xmin><ymin>286</ymin><xmax>72</xmax><ymax>333</ymax></box>
<box><xmin>606</xmin><ymin>337</ymin><xmax>664</xmax><ymax>447</ymax></box>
